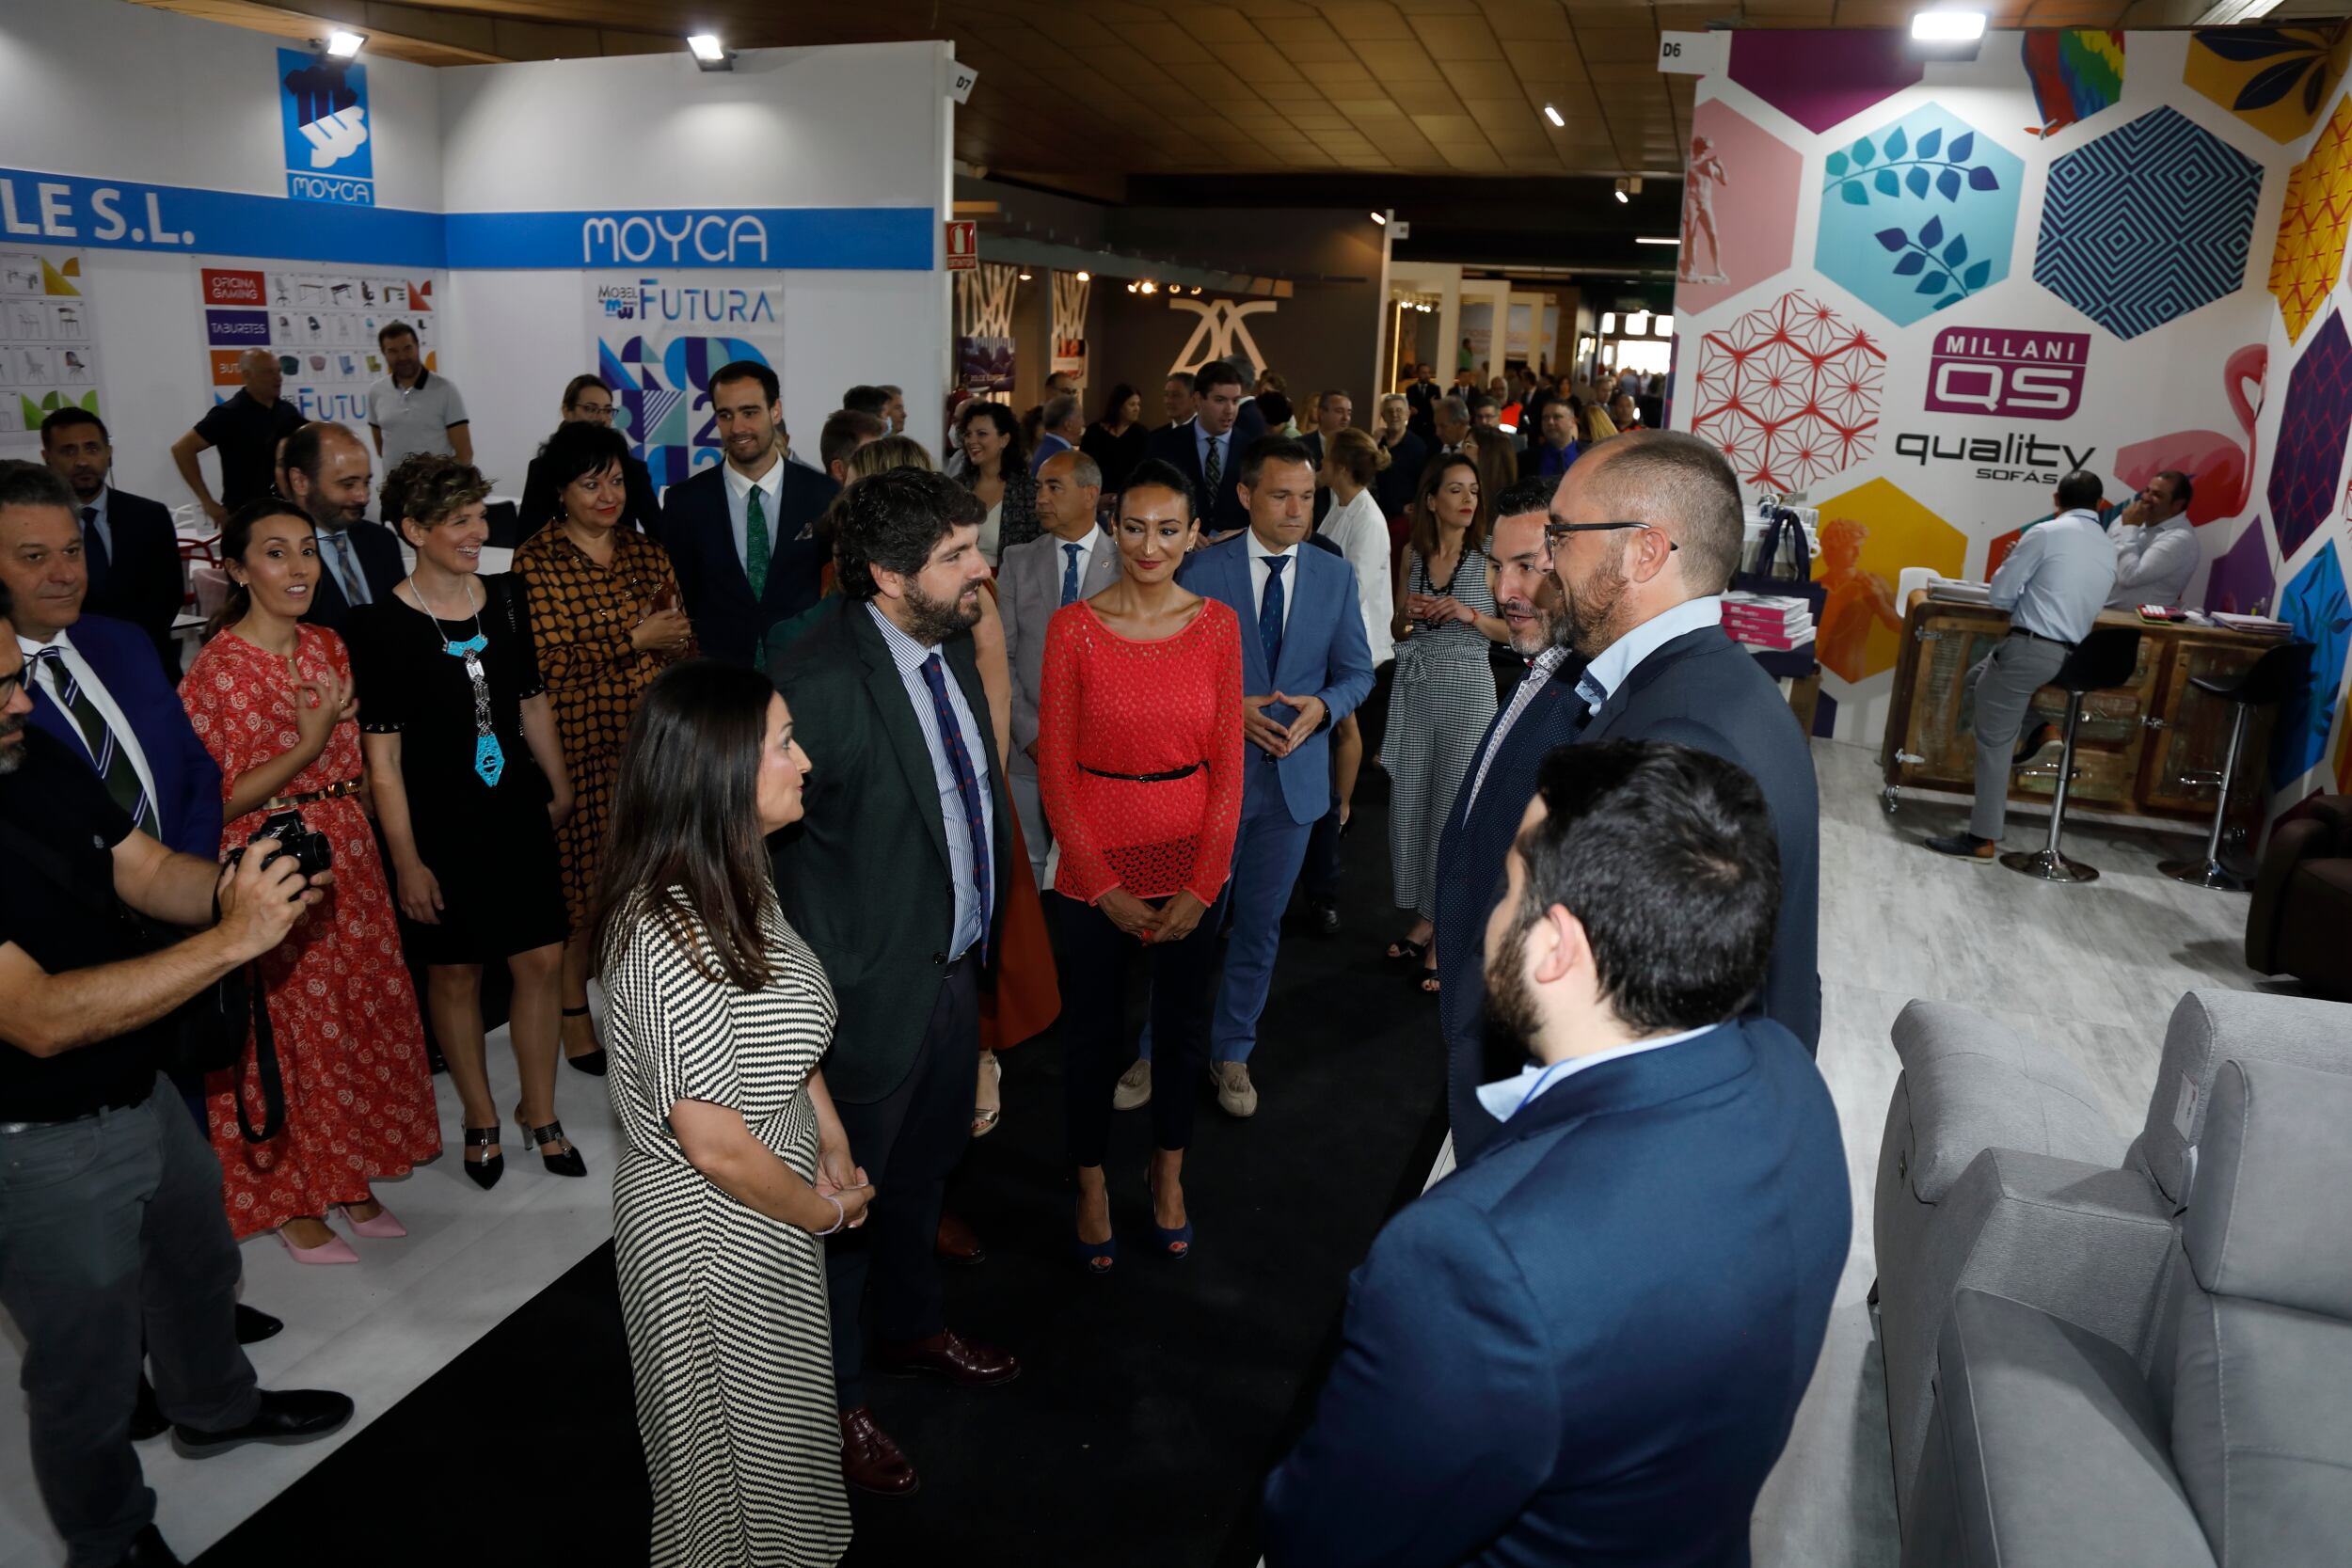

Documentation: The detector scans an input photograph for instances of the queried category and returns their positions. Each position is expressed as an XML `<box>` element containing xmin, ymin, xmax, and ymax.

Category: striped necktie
<box><xmin>32</xmin><ymin>646</ymin><xmax>153</xmax><ymax>834</ymax></box>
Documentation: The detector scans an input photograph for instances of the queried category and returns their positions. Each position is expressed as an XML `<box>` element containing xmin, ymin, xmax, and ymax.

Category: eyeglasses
<box><xmin>1544</xmin><ymin>520</ymin><xmax>1677</xmax><ymax>552</ymax></box>
<box><xmin>0</xmin><ymin>670</ymin><xmax>24</xmax><ymax>705</ymax></box>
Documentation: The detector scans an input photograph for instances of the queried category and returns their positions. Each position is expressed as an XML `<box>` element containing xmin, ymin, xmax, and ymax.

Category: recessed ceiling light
<box><xmin>325</xmin><ymin>29</ymin><xmax>365</xmax><ymax>58</ymax></box>
<box><xmin>1909</xmin><ymin>10</ymin><xmax>1985</xmax><ymax>41</ymax></box>
<box><xmin>1017</xmin><ymin>271</ymin><xmax>1033</xmax><ymax>281</ymax></box>
<box><xmin>1370</xmin><ymin>211</ymin><xmax>1387</xmax><ymax>225</ymax></box>
<box><xmin>1635</xmin><ymin>236</ymin><xmax>1681</xmax><ymax>245</ymax></box>
<box><xmin>1543</xmin><ymin>104</ymin><xmax>1565</xmax><ymax>128</ymax></box>
<box><xmin>1075</xmin><ymin>270</ymin><xmax>1090</xmax><ymax>281</ymax></box>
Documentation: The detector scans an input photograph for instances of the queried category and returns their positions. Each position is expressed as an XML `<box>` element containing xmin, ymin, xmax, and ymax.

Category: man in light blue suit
<box><xmin>1264</xmin><ymin>740</ymin><xmax>1848</xmax><ymax>1567</ymax></box>
<box><xmin>1120</xmin><ymin>436</ymin><xmax>1373</xmax><ymax>1118</ymax></box>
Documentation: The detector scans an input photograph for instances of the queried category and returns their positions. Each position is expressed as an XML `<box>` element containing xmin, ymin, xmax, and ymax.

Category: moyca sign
<box><xmin>581</xmin><ymin>214</ymin><xmax>771</xmax><ymax>266</ymax></box>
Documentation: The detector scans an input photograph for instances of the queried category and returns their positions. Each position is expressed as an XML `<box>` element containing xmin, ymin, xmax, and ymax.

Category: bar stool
<box><xmin>2001</xmin><ymin>627</ymin><xmax>2141</xmax><ymax>884</ymax></box>
<box><xmin>2159</xmin><ymin>641</ymin><xmax>2315</xmax><ymax>891</ymax></box>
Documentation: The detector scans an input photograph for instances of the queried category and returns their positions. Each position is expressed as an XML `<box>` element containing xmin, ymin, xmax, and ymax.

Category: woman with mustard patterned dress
<box><xmin>514</xmin><ymin>420</ymin><xmax>692</xmax><ymax>1076</ymax></box>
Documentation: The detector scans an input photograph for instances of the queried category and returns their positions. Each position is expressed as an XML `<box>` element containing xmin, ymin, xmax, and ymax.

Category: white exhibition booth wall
<box><xmin>0</xmin><ymin>0</ymin><xmax>951</xmax><ymax>508</ymax></box>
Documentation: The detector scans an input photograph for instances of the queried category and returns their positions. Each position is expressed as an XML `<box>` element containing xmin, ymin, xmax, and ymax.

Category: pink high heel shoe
<box><xmin>336</xmin><ymin>1202</ymin><xmax>406</xmax><ymax>1240</ymax></box>
<box><xmin>278</xmin><ymin>1227</ymin><xmax>359</xmax><ymax>1265</ymax></box>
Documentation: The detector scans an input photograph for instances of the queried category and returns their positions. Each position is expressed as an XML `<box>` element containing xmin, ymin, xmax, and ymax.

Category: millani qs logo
<box><xmin>1922</xmin><ymin>325</ymin><xmax>2090</xmax><ymax>420</ymax></box>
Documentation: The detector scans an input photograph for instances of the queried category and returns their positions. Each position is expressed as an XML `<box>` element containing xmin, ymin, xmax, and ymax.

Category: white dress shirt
<box><xmin>1989</xmin><ymin>508</ymin><xmax>2115</xmax><ymax>643</ymax></box>
<box><xmin>865</xmin><ymin>601</ymin><xmax>995</xmax><ymax>960</ymax></box>
<box><xmin>722</xmin><ymin>455</ymin><xmax>787</xmax><ymax>578</ymax></box>
<box><xmin>1244</xmin><ymin>527</ymin><xmax>1299</xmax><ymax>637</ymax></box>
<box><xmin>17</xmin><ymin>626</ymin><xmax>162</xmax><ymax>818</ymax></box>
<box><xmin>1578</xmin><ymin>594</ymin><xmax>1725</xmax><ymax>716</ymax></box>
<box><xmin>1317</xmin><ymin>486</ymin><xmax>1393</xmax><ymax>665</ymax></box>
<box><xmin>1052</xmin><ymin>528</ymin><xmax>1103</xmax><ymax>600</ymax></box>
<box><xmin>2106</xmin><ymin>514</ymin><xmax>2200</xmax><ymax>609</ymax></box>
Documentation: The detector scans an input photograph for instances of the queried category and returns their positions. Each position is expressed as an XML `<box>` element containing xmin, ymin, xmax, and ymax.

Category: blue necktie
<box><xmin>1259</xmin><ymin>555</ymin><xmax>1289</xmax><ymax>680</ymax></box>
<box><xmin>1060</xmin><ymin>541</ymin><xmax>1083</xmax><ymax>607</ymax></box>
<box><xmin>919</xmin><ymin>654</ymin><xmax>992</xmax><ymax>966</ymax></box>
<box><xmin>80</xmin><ymin>507</ymin><xmax>110</xmax><ymax>596</ymax></box>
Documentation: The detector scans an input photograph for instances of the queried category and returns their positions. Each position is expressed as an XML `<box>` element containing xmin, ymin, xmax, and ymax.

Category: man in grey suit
<box><xmin>1000</xmin><ymin>449</ymin><xmax>1117</xmax><ymax>884</ymax></box>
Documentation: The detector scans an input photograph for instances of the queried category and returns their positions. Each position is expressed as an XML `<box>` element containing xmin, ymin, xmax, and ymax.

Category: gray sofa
<box><xmin>1901</xmin><ymin>1057</ymin><xmax>2352</xmax><ymax>1566</ymax></box>
<box><xmin>1872</xmin><ymin>988</ymin><xmax>2352</xmax><ymax>1520</ymax></box>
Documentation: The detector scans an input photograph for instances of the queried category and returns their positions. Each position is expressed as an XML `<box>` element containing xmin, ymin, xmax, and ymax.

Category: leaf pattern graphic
<box><xmin>1944</xmin><ymin>235</ymin><xmax>1969</xmax><ymax>266</ymax></box>
<box><xmin>1827</xmin><ymin>150</ymin><xmax>1850</xmax><ymax>177</ymax></box>
<box><xmin>1938</xmin><ymin>167</ymin><xmax>1963</xmax><ymax>200</ymax></box>
<box><xmin>1886</xmin><ymin>127</ymin><xmax>1909</xmax><ymax>159</ymax></box>
<box><xmin>1963</xmin><ymin>259</ymin><xmax>1993</xmax><ymax>289</ymax></box>
<box><xmin>2237</xmin><ymin>55</ymin><xmax>2318</xmax><ymax>111</ymax></box>
<box><xmin>1917</xmin><ymin>127</ymin><xmax>1943</xmax><ymax>159</ymax></box>
<box><xmin>1948</xmin><ymin>131</ymin><xmax>1975</xmax><ymax>161</ymax></box>
<box><xmin>1908</xmin><ymin>167</ymin><xmax>1931</xmax><ymax>197</ymax></box>
<box><xmin>1921</xmin><ymin>214</ymin><xmax>1945</xmax><ymax>247</ymax></box>
<box><xmin>1894</xmin><ymin>251</ymin><xmax>1927</xmax><ymax>275</ymax></box>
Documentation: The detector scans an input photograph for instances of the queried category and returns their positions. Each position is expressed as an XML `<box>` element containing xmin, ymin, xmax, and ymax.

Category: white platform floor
<box><xmin>0</xmin><ymin>738</ymin><xmax>2287</xmax><ymax>1567</ymax></box>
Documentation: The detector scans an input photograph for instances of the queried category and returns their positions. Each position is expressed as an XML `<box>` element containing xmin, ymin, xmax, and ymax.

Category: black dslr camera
<box><xmin>227</xmin><ymin>809</ymin><xmax>333</xmax><ymax>879</ymax></box>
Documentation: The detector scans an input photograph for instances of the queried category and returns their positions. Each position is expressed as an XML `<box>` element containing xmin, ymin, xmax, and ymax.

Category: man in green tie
<box><xmin>660</xmin><ymin>360</ymin><xmax>841</xmax><ymax>666</ymax></box>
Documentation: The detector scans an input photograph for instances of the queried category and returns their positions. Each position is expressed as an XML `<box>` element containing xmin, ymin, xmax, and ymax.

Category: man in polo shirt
<box><xmin>169</xmin><ymin>349</ymin><xmax>305</xmax><ymax>526</ymax></box>
<box><xmin>367</xmin><ymin>321</ymin><xmax>472</xmax><ymax>471</ymax></box>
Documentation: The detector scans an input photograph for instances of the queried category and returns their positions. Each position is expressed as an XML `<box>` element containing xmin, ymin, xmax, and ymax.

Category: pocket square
<box><xmin>792</xmin><ymin>521</ymin><xmax>816</xmax><ymax>543</ymax></box>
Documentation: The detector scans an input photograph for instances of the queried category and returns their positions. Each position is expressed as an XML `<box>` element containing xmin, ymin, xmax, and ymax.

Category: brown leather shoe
<box><xmin>933</xmin><ymin>1212</ymin><xmax>986</xmax><ymax>1266</ymax></box>
<box><xmin>838</xmin><ymin>1404</ymin><xmax>919</xmax><ymax>1496</ymax></box>
<box><xmin>873</xmin><ymin>1329</ymin><xmax>1021</xmax><ymax>1387</ymax></box>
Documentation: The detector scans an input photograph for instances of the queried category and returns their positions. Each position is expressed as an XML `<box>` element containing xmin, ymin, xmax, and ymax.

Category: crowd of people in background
<box><xmin>0</xmin><ymin>340</ymin><xmax>1848</xmax><ymax>1568</ymax></box>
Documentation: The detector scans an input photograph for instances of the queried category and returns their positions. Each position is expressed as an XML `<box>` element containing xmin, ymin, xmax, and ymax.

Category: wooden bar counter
<box><xmin>1878</xmin><ymin>593</ymin><xmax>2288</xmax><ymax>839</ymax></box>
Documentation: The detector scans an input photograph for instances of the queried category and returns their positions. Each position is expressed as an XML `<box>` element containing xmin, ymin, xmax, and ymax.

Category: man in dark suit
<box><xmin>1264</xmin><ymin>740</ymin><xmax>1849</xmax><ymax>1567</ymax></box>
<box><xmin>1144</xmin><ymin>360</ymin><xmax>1251</xmax><ymax>536</ymax></box>
<box><xmin>1154</xmin><ymin>371</ymin><xmax>1198</xmax><ymax>436</ymax></box>
<box><xmin>1547</xmin><ymin>432</ymin><xmax>1820</xmax><ymax>1049</ymax></box>
<box><xmin>516</xmin><ymin>374</ymin><xmax>660</xmax><ymax>538</ymax></box>
<box><xmin>1403</xmin><ymin>361</ymin><xmax>1442</xmax><ymax>444</ymax></box>
<box><xmin>40</xmin><ymin>409</ymin><xmax>185</xmax><ymax>680</ymax></box>
<box><xmin>1516</xmin><ymin>392</ymin><xmax>1581</xmax><ymax>484</ymax></box>
<box><xmin>767</xmin><ymin>467</ymin><xmax>1018</xmax><ymax>1497</ymax></box>
<box><xmin>1433</xmin><ymin>479</ymin><xmax>1589</xmax><ymax>1165</ymax></box>
<box><xmin>663</xmin><ymin>359</ymin><xmax>837</xmax><ymax>666</ymax></box>
<box><xmin>283</xmin><ymin>422</ymin><xmax>402</xmax><ymax>635</ymax></box>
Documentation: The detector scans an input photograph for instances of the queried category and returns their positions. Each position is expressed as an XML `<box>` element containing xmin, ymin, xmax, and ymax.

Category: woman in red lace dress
<box><xmin>181</xmin><ymin>499</ymin><xmax>440</xmax><ymax>1260</ymax></box>
<box><xmin>1038</xmin><ymin>458</ymin><xmax>1243</xmax><ymax>1274</ymax></box>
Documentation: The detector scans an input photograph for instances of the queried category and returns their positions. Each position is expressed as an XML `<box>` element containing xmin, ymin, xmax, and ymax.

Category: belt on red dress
<box><xmin>1080</xmin><ymin>762</ymin><xmax>1203</xmax><ymax>784</ymax></box>
<box><xmin>263</xmin><ymin>777</ymin><xmax>363</xmax><ymax>811</ymax></box>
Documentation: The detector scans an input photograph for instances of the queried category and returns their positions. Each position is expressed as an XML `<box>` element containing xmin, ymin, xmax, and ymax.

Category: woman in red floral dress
<box><xmin>181</xmin><ymin>499</ymin><xmax>441</xmax><ymax>1261</ymax></box>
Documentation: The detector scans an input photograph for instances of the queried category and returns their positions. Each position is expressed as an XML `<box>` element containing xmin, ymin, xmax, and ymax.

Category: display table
<box><xmin>1878</xmin><ymin>593</ymin><xmax>2288</xmax><ymax>838</ymax></box>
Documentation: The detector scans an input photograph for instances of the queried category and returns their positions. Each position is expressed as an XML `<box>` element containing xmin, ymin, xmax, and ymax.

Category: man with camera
<box><xmin>0</xmin><ymin>583</ymin><xmax>354</xmax><ymax>1568</ymax></box>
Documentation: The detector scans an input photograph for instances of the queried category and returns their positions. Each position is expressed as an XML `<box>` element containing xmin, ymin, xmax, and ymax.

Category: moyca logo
<box><xmin>1923</xmin><ymin>326</ymin><xmax>2090</xmax><ymax>420</ymax></box>
<box><xmin>278</xmin><ymin>48</ymin><xmax>373</xmax><ymax>206</ymax></box>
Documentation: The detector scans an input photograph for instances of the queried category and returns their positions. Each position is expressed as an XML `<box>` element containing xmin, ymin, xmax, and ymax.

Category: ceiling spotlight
<box><xmin>1543</xmin><ymin>104</ymin><xmax>1565</xmax><ymax>128</ymax></box>
<box><xmin>1909</xmin><ymin>9</ymin><xmax>1985</xmax><ymax>40</ymax></box>
<box><xmin>1126</xmin><ymin>281</ymin><xmax>1138</xmax><ymax>293</ymax></box>
<box><xmin>1017</xmin><ymin>271</ymin><xmax>1033</xmax><ymax>281</ymax></box>
<box><xmin>1075</xmin><ymin>270</ymin><xmax>1090</xmax><ymax>281</ymax></box>
<box><xmin>1370</xmin><ymin>211</ymin><xmax>1387</xmax><ymax>225</ymax></box>
<box><xmin>1140</xmin><ymin>280</ymin><xmax>1158</xmax><ymax>294</ymax></box>
<box><xmin>687</xmin><ymin>33</ymin><xmax>732</xmax><ymax>71</ymax></box>
<box><xmin>1635</xmin><ymin>236</ymin><xmax>1681</xmax><ymax>245</ymax></box>
<box><xmin>325</xmin><ymin>28</ymin><xmax>366</xmax><ymax>58</ymax></box>
<box><xmin>1613</xmin><ymin>179</ymin><xmax>1629</xmax><ymax>204</ymax></box>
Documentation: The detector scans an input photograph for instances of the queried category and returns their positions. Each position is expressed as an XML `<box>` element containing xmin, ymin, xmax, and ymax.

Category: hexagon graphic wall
<box><xmin>1677</xmin><ymin>100</ymin><xmax>1803</xmax><ymax>317</ymax></box>
<box><xmin>1810</xmin><ymin>479</ymin><xmax>1968</xmax><ymax>684</ymax></box>
<box><xmin>2268</xmin><ymin>97</ymin><xmax>2352</xmax><ymax>342</ymax></box>
<box><xmin>2265</xmin><ymin>310</ymin><xmax>2352</xmax><ymax>560</ymax></box>
<box><xmin>1691</xmin><ymin>291</ymin><xmax>1886</xmax><ymax>494</ymax></box>
<box><xmin>1817</xmin><ymin>105</ymin><xmax>2024</xmax><ymax>329</ymax></box>
<box><xmin>2273</xmin><ymin>543</ymin><xmax>2352</xmax><ymax>784</ymax></box>
<box><xmin>1727</xmin><ymin>30</ymin><xmax>1921</xmax><ymax>135</ymax></box>
<box><xmin>2203</xmin><ymin>516</ymin><xmax>2278</xmax><ymax>615</ymax></box>
<box><xmin>2023</xmin><ymin>30</ymin><xmax>2124</xmax><ymax>139</ymax></box>
<box><xmin>2185</xmin><ymin>25</ymin><xmax>2350</xmax><ymax>145</ymax></box>
<box><xmin>2034</xmin><ymin>107</ymin><xmax>2264</xmax><ymax>341</ymax></box>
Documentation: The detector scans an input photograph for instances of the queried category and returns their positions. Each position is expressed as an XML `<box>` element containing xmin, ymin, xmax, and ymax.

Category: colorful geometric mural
<box><xmin>2185</xmin><ymin>25</ymin><xmax>2351</xmax><ymax>145</ymax></box>
<box><xmin>2274</xmin><ymin>543</ymin><xmax>2352</xmax><ymax>784</ymax></box>
<box><xmin>1811</xmin><ymin>478</ymin><xmax>1968</xmax><ymax>682</ymax></box>
<box><xmin>2269</xmin><ymin>98</ymin><xmax>2352</xmax><ymax>342</ymax></box>
<box><xmin>2033</xmin><ymin>107</ymin><xmax>2265</xmax><ymax>341</ymax></box>
<box><xmin>2023</xmin><ymin>31</ymin><xmax>2124</xmax><ymax>139</ymax></box>
<box><xmin>1817</xmin><ymin>105</ymin><xmax>2023</xmax><ymax>329</ymax></box>
<box><xmin>1726</xmin><ymin>30</ymin><xmax>1921</xmax><ymax>135</ymax></box>
<box><xmin>1676</xmin><ymin>100</ymin><xmax>1803</xmax><ymax>317</ymax></box>
<box><xmin>1690</xmin><ymin>290</ymin><xmax>1886</xmax><ymax>493</ymax></box>
<box><xmin>2205</xmin><ymin>516</ymin><xmax>2278</xmax><ymax>615</ymax></box>
<box><xmin>2114</xmin><ymin>343</ymin><xmax>2267</xmax><ymax>527</ymax></box>
<box><xmin>2265</xmin><ymin>311</ymin><xmax>2352</xmax><ymax>559</ymax></box>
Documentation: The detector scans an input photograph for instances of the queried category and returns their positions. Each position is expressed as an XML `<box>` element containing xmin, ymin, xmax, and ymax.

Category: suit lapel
<box><xmin>852</xmin><ymin>608</ymin><xmax>955</xmax><ymax>879</ymax></box>
<box><xmin>1225</xmin><ymin>544</ymin><xmax>1272</xmax><ymax>693</ymax></box>
<box><xmin>1084</xmin><ymin>533</ymin><xmax>1119</xmax><ymax>595</ymax></box>
<box><xmin>1580</xmin><ymin>627</ymin><xmax>1721</xmax><ymax>741</ymax></box>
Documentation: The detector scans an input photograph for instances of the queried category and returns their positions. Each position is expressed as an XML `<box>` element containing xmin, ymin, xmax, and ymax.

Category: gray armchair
<box><xmin>1872</xmin><ymin>988</ymin><xmax>2352</xmax><ymax>1520</ymax></box>
<box><xmin>1903</xmin><ymin>1057</ymin><xmax>2352</xmax><ymax>1566</ymax></box>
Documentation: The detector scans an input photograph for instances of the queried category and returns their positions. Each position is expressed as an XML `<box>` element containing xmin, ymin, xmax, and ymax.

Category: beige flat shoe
<box><xmin>970</xmin><ymin>1050</ymin><xmax>1003</xmax><ymax>1137</ymax></box>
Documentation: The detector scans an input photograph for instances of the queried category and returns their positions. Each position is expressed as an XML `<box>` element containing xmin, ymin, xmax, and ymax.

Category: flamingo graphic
<box><xmin>2113</xmin><ymin>343</ymin><xmax>2266</xmax><ymax>527</ymax></box>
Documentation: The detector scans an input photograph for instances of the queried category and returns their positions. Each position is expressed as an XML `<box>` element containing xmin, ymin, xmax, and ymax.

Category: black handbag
<box><xmin>0</xmin><ymin>818</ymin><xmax>285</xmax><ymax>1142</ymax></box>
<box><xmin>1731</xmin><ymin>505</ymin><xmax>1827</xmax><ymax>683</ymax></box>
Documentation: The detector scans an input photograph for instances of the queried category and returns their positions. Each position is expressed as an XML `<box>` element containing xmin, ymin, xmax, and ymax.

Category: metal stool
<box><xmin>2159</xmin><ymin>641</ymin><xmax>2315</xmax><ymax>891</ymax></box>
<box><xmin>2002</xmin><ymin>627</ymin><xmax>2141</xmax><ymax>884</ymax></box>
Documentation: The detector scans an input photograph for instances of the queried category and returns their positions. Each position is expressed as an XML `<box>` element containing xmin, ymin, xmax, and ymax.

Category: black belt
<box><xmin>2007</xmin><ymin>627</ymin><xmax>2078</xmax><ymax>650</ymax></box>
<box><xmin>1081</xmin><ymin>761</ymin><xmax>1203</xmax><ymax>783</ymax></box>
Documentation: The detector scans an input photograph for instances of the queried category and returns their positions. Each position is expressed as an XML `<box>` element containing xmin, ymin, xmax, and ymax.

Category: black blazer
<box><xmin>304</xmin><ymin>519</ymin><xmax>408</xmax><ymax>635</ymax></box>
<box><xmin>517</xmin><ymin>452</ymin><xmax>660</xmax><ymax>542</ymax></box>
<box><xmin>660</xmin><ymin>460</ymin><xmax>837</xmax><ymax>667</ymax></box>
<box><xmin>81</xmin><ymin>488</ymin><xmax>184</xmax><ymax>679</ymax></box>
<box><xmin>1373</xmin><ymin>431</ymin><xmax>1430</xmax><ymax>521</ymax></box>
<box><xmin>766</xmin><ymin>598</ymin><xmax>1012</xmax><ymax>1104</ymax></box>
<box><xmin>1434</xmin><ymin>659</ymin><xmax>1590</xmax><ymax>1164</ymax></box>
<box><xmin>1144</xmin><ymin>420</ymin><xmax>1248</xmax><ymax>535</ymax></box>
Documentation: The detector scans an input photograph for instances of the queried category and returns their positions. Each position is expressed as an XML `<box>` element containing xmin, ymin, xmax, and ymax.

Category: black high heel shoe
<box><xmin>516</xmin><ymin>1110</ymin><xmax>587</xmax><ymax>1178</ymax></box>
<box><xmin>462</xmin><ymin>1126</ymin><xmax>504</xmax><ymax>1190</ymax></box>
<box><xmin>561</xmin><ymin>1005</ymin><xmax>607</xmax><ymax>1076</ymax></box>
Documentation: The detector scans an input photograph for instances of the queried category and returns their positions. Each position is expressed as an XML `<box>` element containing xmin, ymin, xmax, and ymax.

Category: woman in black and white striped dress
<box><xmin>595</xmin><ymin>660</ymin><xmax>869</xmax><ymax>1568</ymax></box>
<box><xmin>1383</xmin><ymin>452</ymin><xmax>1508</xmax><ymax>993</ymax></box>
